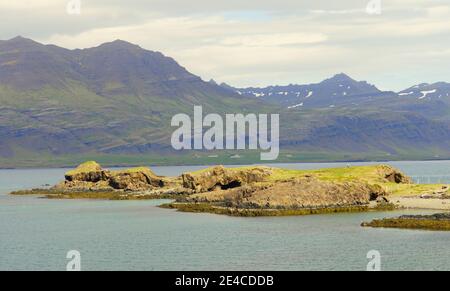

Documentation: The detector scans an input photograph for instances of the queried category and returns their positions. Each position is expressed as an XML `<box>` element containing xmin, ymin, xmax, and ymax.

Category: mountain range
<box><xmin>227</xmin><ymin>74</ymin><xmax>450</xmax><ymax>114</ymax></box>
<box><xmin>1</xmin><ymin>36</ymin><xmax>450</xmax><ymax>167</ymax></box>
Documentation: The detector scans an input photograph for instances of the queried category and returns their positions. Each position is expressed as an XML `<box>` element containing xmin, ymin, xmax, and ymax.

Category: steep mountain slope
<box><xmin>281</xmin><ymin>108</ymin><xmax>450</xmax><ymax>156</ymax></box>
<box><xmin>0</xmin><ymin>37</ymin><xmax>246</xmax><ymax>110</ymax></box>
<box><xmin>0</xmin><ymin>37</ymin><xmax>263</xmax><ymax>163</ymax></box>
<box><xmin>0</xmin><ymin>36</ymin><xmax>83</xmax><ymax>90</ymax></box>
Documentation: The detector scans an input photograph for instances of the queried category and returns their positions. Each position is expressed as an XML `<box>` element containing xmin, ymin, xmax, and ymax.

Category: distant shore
<box><xmin>1</xmin><ymin>157</ymin><xmax>450</xmax><ymax>170</ymax></box>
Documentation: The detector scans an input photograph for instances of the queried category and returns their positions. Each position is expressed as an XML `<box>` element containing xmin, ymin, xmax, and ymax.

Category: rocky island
<box><xmin>362</xmin><ymin>213</ymin><xmax>450</xmax><ymax>231</ymax></box>
<box><xmin>11</xmin><ymin>161</ymin><xmax>191</xmax><ymax>200</ymax></box>
<box><xmin>13</xmin><ymin>161</ymin><xmax>450</xmax><ymax>220</ymax></box>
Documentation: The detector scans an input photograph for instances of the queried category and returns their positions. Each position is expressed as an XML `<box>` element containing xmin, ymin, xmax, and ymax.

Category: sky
<box><xmin>1</xmin><ymin>0</ymin><xmax>450</xmax><ymax>91</ymax></box>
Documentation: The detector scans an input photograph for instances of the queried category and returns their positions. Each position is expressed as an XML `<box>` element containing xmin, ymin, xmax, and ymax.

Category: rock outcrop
<box><xmin>109</xmin><ymin>168</ymin><xmax>166</xmax><ymax>191</ymax></box>
<box><xmin>18</xmin><ymin>161</ymin><xmax>424</xmax><ymax>216</ymax></box>
<box><xmin>182</xmin><ymin>166</ymin><xmax>272</xmax><ymax>193</ymax></box>
<box><xmin>64</xmin><ymin>161</ymin><xmax>110</xmax><ymax>182</ymax></box>
<box><xmin>185</xmin><ymin>176</ymin><xmax>387</xmax><ymax>209</ymax></box>
<box><xmin>55</xmin><ymin>162</ymin><xmax>172</xmax><ymax>192</ymax></box>
<box><xmin>377</xmin><ymin>165</ymin><xmax>412</xmax><ymax>184</ymax></box>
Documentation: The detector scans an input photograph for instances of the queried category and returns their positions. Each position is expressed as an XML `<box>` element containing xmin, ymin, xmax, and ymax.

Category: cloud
<box><xmin>219</xmin><ymin>33</ymin><xmax>328</xmax><ymax>47</ymax></box>
<box><xmin>0</xmin><ymin>0</ymin><xmax>450</xmax><ymax>90</ymax></box>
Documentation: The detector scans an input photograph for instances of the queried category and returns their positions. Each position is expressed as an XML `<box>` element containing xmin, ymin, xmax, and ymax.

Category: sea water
<box><xmin>1</xmin><ymin>161</ymin><xmax>450</xmax><ymax>271</ymax></box>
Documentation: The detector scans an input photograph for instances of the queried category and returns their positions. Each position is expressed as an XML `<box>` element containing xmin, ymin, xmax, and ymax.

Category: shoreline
<box><xmin>8</xmin><ymin>161</ymin><xmax>450</xmax><ymax>223</ymax></box>
<box><xmin>11</xmin><ymin>190</ymin><xmax>450</xmax><ymax>213</ymax></box>
<box><xmin>393</xmin><ymin>197</ymin><xmax>450</xmax><ymax>211</ymax></box>
<box><xmin>1</xmin><ymin>158</ymin><xmax>450</xmax><ymax>170</ymax></box>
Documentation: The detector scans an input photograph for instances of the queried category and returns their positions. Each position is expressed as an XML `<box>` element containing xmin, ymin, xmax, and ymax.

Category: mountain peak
<box><xmin>111</xmin><ymin>39</ymin><xmax>136</xmax><ymax>45</ymax></box>
<box><xmin>4</xmin><ymin>35</ymin><xmax>42</xmax><ymax>46</ymax></box>
<box><xmin>97</xmin><ymin>39</ymin><xmax>141</xmax><ymax>50</ymax></box>
<box><xmin>325</xmin><ymin>73</ymin><xmax>355</xmax><ymax>83</ymax></box>
<box><xmin>9</xmin><ymin>35</ymin><xmax>29</xmax><ymax>41</ymax></box>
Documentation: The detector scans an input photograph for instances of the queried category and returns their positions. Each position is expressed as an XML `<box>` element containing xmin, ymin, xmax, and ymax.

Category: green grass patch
<box><xmin>386</xmin><ymin>184</ymin><xmax>450</xmax><ymax>197</ymax></box>
<box><xmin>65</xmin><ymin>161</ymin><xmax>101</xmax><ymax>176</ymax></box>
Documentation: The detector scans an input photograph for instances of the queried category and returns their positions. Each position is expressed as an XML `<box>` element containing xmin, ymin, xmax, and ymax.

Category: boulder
<box><xmin>57</xmin><ymin>162</ymin><xmax>171</xmax><ymax>192</ymax></box>
<box><xmin>54</xmin><ymin>180</ymin><xmax>113</xmax><ymax>191</ymax></box>
<box><xmin>182</xmin><ymin>166</ymin><xmax>272</xmax><ymax>193</ymax></box>
<box><xmin>109</xmin><ymin>167</ymin><xmax>165</xmax><ymax>191</ymax></box>
<box><xmin>377</xmin><ymin>165</ymin><xmax>412</xmax><ymax>184</ymax></box>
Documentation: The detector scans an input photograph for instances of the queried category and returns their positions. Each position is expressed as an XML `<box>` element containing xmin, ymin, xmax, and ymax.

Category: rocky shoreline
<box><xmin>11</xmin><ymin>161</ymin><xmax>425</xmax><ymax>216</ymax></box>
<box><xmin>11</xmin><ymin>161</ymin><xmax>450</xmax><ymax>224</ymax></box>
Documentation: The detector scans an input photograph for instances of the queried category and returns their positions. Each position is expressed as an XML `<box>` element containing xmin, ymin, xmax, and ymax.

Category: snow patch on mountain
<box><xmin>419</xmin><ymin>89</ymin><xmax>437</xmax><ymax>100</ymax></box>
<box><xmin>288</xmin><ymin>103</ymin><xmax>304</xmax><ymax>109</ymax></box>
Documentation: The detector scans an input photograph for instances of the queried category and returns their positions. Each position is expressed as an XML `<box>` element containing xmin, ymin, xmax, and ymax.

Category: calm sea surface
<box><xmin>1</xmin><ymin>161</ymin><xmax>450</xmax><ymax>271</ymax></box>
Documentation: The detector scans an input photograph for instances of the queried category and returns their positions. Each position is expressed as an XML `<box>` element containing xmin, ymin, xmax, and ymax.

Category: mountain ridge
<box><xmin>229</xmin><ymin>73</ymin><xmax>396</xmax><ymax>109</ymax></box>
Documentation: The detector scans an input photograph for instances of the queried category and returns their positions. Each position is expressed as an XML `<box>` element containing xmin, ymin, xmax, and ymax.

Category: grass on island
<box><xmin>268</xmin><ymin>165</ymin><xmax>398</xmax><ymax>184</ymax></box>
<box><xmin>189</xmin><ymin>165</ymin><xmax>450</xmax><ymax>198</ymax></box>
<box><xmin>384</xmin><ymin>183</ymin><xmax>450</xmax><ymax>197</ymax></box>
<box><xmin>189</xmin><ymin>165</ymin><xmax>399</xmax><ymax>184</ymax></box>
<box><xmin>113</xmin><ymin>167</ymin><xmax>152</xmax><ymax>173</ymax></box>
<box><xmin>362</xmin><ymin>218</ymin><xmax>450</xmax><ymax>231</ymax></box>
<box><xmin>65</xmin><ymin>161</ymin><xmax>102</xmax><ymax>176</ymax></box>
<box><xmin>110</xmin><ymin>166</ymin><xmax>157</xmax><ymax>176</ymax></box>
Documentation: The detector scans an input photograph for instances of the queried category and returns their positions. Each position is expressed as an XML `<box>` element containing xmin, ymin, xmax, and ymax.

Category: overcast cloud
<box><xmin>1</xmin><ymin>0</ymin><xmax>449</xmax><ymax>91</ymax></box>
